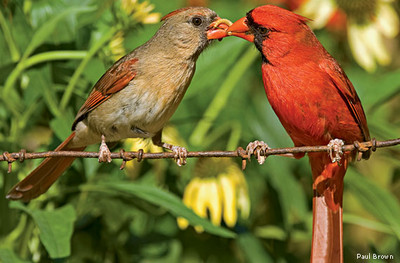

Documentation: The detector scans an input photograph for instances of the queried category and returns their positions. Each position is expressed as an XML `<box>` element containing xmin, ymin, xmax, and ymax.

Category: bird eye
<box><xmin>191</xmin><ymin>17</ymin><xmax>203</xmax><ymax>26</ymax></box>
<box><xmin>258</xmin><ymin>27</ymin><xmax>269</xmax><ymax>35</ymax></box>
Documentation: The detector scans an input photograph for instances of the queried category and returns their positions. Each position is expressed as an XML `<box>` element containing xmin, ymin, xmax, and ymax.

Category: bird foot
<box><xmin>246</xmin><ymin>140</ymin><xmax>269</xmax><ymax>164</ymax></box>
<box><xmin>353</xmin><ymin>140</ymin><xmax>371</xmax><ymax>161</ymax></box>
<box><xmin>327</xmin><ymin>139</ymin><xmax>344</xmax><ymax>163</ymax></box>
<box><xmin>162</xmin><ymin>143</ymin><xmax>187</xmax><ymax>166</ymax></box>
<box><xmin>98</xmin><ymin>135</ymin><xmax>112</xmax><ymax>163</ymax></box>
<box><xmin>172</xmin><ymin>146</ymin><xmax>188</xmax><ymax>166</ymax></box>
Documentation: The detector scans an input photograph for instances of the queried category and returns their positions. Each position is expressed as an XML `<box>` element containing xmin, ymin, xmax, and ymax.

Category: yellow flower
<box><xmin>124</xmin><ymin>126</ymin><xmax>186</xmax><ymax>178</ymax></box>
<box><xmin>121</xmin><ymin>0</ymin><xmax>161</xmax><ymax>24</ymax></box>
<box><xmin>109</xmin><ymin>31</ymin><xmax>127</xmax><ymax>61</ymax></box>
<box><xmin>108</xmin><ymin>0</ymin><xmax>161</xmax><ymax>61</ymax></box>
<box><xmin>297</xmin><ymin>0</ymin><xmax>399</xmax><ymax>72</ymax></box>
<box><xmin>177</xmin><ymin>158</ymin><xmax>250</xmax><ymax>233</ymax></box>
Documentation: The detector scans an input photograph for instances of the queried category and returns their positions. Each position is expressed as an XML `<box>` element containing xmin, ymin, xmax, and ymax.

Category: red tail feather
<box><xmin>310</xmin><ymin>153</ymin><xmax>347</xmax><ymax>263</ymax></box>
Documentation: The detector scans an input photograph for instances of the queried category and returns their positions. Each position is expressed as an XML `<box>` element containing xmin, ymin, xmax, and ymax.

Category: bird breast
<box><xmin>72</xmin><ymin>59</ymin><xmax>195</xmax><ymax>147</ymax></box>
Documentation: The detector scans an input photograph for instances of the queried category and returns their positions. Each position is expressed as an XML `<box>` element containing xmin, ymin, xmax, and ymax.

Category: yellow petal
<box><xmin>363</xmin><ymin>24</ymin><xmax>390</xmax><ymax>66</ymax></box>
<box><xmin>143</xmin><ymin>13</ymin><xmax>161</xmax><ymax>24</ymax></box>
<box><xmin>177</xmin><ymin>217</ymin><xmax>189</xmax><ymax>230</ymax></box>
<box><xmin>192</xmin><ymin>179</ymin><xmax>209</xmax><ymax>219</ymax></box>
<box><xmin>298</xmin><ymin>0</ymin><xmax>336</xmax><ymax>29</ymax></box>
<box><xmin>194</xmin><ymin>225</ymin><xmax>204</xmax><ymax>233</ymax></box>
<box><xmin>237</xmin><ymin>188</ymin><xmax>251</xmax><ymax>220</ymax></box>
<box><xmin>227</xmin><ymin>166</ymin><xmax>246</xmax><ymax>186</ymax></box>
<box><xmin>191</xmin><ymin>179</ymin><xmax>210</xmax><ymax>233</ymax></box>
<box><xmin>177</xmin><ymin>178</ymin><xmax>201</xmax><ymax>230</ymax></box>
<box><xmin>206</xmin><ymin>179</ymin><xmax>222</xmax><ymax>226</ymax></box>
<box><xmin>182</xmin><ymin>177</ymin><xmax>201</xmax><ymax>207</ymax></box>
<box><xmin>347</xmin><ymin>23</ymin><xmax>376</xmax><ymax>72</ymax></box>
<box><xmin>376</xmin><ymin>3</ymin><xmax>399</xmax><ymax>38</ymax></box>
<box><xmin>218</xmin><ymin>174</ymin><xmax>237</xmax><ymax>227</ymax></box>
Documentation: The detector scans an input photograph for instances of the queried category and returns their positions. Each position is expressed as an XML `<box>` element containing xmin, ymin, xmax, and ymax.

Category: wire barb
<box><xmin>236</xmin><ymin>147</ymin><xmax>248</xmax><ymax>170</ymax></box>
<box><xmin>19</xmin><ymin>149</ymin><xmax>26</xmax><ymax>163</ymax></box>
<box><xmin>371</xmin><ymin>137</ymin><xmax>377</xmax><ymax>152</ymax></box>
<box><xmin>137</xmin><ymin>149</ymin><xmax>144</xmax><ymax>162</ymax></box>
<box><xmin>2</xmin><ymin>152</ymin><xmax>16</xmax><ymax>173</ymax></box>
<box><xmin>119</xmin><ymin>149</ymin><xmax>132</xmax><ymax>170</ymax></box>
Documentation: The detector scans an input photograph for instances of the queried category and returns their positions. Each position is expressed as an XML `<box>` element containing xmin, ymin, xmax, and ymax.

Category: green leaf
<box><xmin>82</xmin><ymin>182</ymin><xmax>236</xmax><ymax>238</ymax></box>
<box><xmin>346</xmin><ymin>169</ymin><xmax>400</xmax><ymax>239</ymax></box>
<box><xmin>0</xmin><ymin>248</ymin><xmax>30</xmax><ymax>263</ymax></box>
<box><xmin>347</xmin><ymin>67</ymin><xmax>400</xmax><ymax>109</ymax></box>
<box><xmin>10</xmin><ymin>202</ymin><xmax>77</xmax><ymax>259</ymax></box>
<box><xmin>343</xmin><ymin>214</ymin><xmax>392</xmax><ymax>235</ymax></box>
<box><xmin>254</xmin><ymin>225</ymin><xmax>287</xmax><ymax>240</ymax></box>
<box><xmin>50</xmin><ymin>109</ymin><xmax>75</xmax><ymax>140</ymax></box>
<box><xmin>237</xmin><ymin>232</ymin><xmax>273</xmax><ymax>263</ymax></box>
<box><xmin>22</xmin><ymin>5</ymin><xmax>95</xmax><ymax>60</ymax></box>
<box><xmin>26</xmin><ymin>66</ymin><xmax>62</xmax><ymax>117</ymax></box>
<box><xmin>189</xmin><ymin>46</ymin><xmax>259</xmax><ymax>146</ymax></box>
<box><xmin>265</xmin><ymin>158</ymin><xmax>309</xmax><ymax>228</ymax></box>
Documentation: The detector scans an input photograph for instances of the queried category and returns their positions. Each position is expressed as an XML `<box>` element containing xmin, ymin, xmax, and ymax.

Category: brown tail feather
<box><xmin>6</xmin><ymin>132</ymin><xmax>85</xmax><ymax>202</ymax></box>
<box><xmin>309</xmin><ymin>153</ymin><xmax>347</xmax><ymax>263</ymax></box>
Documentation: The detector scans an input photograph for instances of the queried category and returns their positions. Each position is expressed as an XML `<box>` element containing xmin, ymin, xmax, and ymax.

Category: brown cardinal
<box><xmin>7</xmin><ymin>7</ymin><xmax>231</xmax><ymax>202</ymax></box>
<box><xmin>210</xmin><ymin>5</ymin><xmax>370</xmax><ymax>263</ymax></box>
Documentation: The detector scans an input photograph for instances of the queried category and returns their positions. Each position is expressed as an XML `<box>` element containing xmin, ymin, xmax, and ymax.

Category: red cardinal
<box><xmin>7</xmin><ymin>7</ymin><xmax>230</xmax><ymax>202</ymax></box>
<box><xmin>210</xmin><ymin>5</ymin><xmax>370</xmax><ymax>262</ymax></box>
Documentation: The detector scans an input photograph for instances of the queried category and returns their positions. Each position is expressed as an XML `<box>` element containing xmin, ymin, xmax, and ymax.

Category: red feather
<box><xmin>227</xmin><ymin>5</ymin><xmax>371</xmax><ymax>262</ymax></box>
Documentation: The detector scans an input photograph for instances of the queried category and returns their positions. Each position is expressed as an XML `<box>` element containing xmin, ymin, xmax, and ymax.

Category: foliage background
<box><xmin>1</xmin><ymin>0</ymin><xmax>399</xmax><ymax>262</ymax></box>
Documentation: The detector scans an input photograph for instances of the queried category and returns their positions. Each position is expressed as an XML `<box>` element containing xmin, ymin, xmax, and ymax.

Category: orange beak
<box><xmin>227</xmin><ymin>17</ymin><xmax>254</xmax><ymax>42</ymax></box>
<box><xmin>207</xmin><ymin>17</ymin><xmax>232</xmax><ymax>40</ymax></box>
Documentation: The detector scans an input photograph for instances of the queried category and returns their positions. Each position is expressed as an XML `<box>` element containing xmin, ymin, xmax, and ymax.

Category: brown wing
<box><xmin>72</xmin><ymin>57</ymin><xmax>138</xmax><ymax>130</ymax></box>
<box><xmin>321</xmin><ymin>59</ymin><xmax>370</xmax><ymax>142</ymax></box>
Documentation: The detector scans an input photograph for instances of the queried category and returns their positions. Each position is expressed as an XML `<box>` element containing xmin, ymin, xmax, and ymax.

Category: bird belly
<box><xmin>72</xmin><ymin>70</ymin><xmax>192</xmax><ymax>147</ymax></box>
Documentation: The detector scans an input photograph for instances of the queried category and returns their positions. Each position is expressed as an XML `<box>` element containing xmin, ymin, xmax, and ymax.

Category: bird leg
<box><xmin>327</xmin><ymin>138</ymin><xmax>344</xmax><ymax>163</ymax></box>
<box><xmin>152</xmin><ymin>131</ymin><xmax>187</xmax><ymax>166</ymax></box>
<box><xmin>246</xmin><ymin>140</ymin><xmax>269</xmax><ymax>164</ymax></box>
<box><xmin>98</xmin><ymin>135</ymin><xmax>112</xmax><ymax>163</ymax></box>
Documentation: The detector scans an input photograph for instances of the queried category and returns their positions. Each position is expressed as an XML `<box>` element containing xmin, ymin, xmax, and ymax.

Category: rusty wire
<box><xmin>1</xmin><ymin>138</ymin><xmax>399</xmax><ymax>172</ymax></box>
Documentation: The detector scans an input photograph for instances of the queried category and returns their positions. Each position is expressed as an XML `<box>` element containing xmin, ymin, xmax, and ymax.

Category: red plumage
<box><xmin>223</xmin><ymin>5</ymin><xmax>370</xmax><ymax>262</ymax></box>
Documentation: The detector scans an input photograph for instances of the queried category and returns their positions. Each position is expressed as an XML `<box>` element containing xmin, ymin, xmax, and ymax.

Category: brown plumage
<box><xmin>7</xmin><ymin>7</ymin><xmax>230</xmax><ymax>202</ymax></box>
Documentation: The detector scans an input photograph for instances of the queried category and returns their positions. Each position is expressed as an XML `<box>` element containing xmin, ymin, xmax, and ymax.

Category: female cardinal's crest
<box><xmin>161</xmin><ymin>7</ymin><xmax>192</xmax><ymax>21</ymax></box>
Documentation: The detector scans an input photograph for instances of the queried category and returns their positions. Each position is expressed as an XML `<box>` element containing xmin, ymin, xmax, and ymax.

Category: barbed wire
<box><xmin>1</xmin><ymin>138</ymin><xmax>399</xmax><ymax>172</ymax></box>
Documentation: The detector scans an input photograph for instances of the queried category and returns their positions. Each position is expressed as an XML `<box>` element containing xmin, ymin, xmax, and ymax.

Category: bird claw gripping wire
<box><xmin>171</xmin><ymin>146</ymin><xmax>188</xmax><ymax>166</ymax></box>
<box><xmin>98</xmin><ymin>135</ymin><xmax>112</xmax><ymax>163</ymax></box>
<box><xmin>327</xmin><ymin>139</ymin><xmax>344</xmax><ymax>163</ymax></box>
<box><xmin>246</xmin><ymin>140</ymin><xmax>269</xmax><ymax>165</ymax></box>
<box><xmin>353</xmin><ymin>140</ymin><xmax>372</xmax><ymax>161</ymax></box>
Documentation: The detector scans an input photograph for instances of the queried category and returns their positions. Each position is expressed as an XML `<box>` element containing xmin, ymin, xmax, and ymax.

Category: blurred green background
<box><xmin>1</xmin><ymin>0</ymin><xmax>399</xmax><ymax>262</ymax></box>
